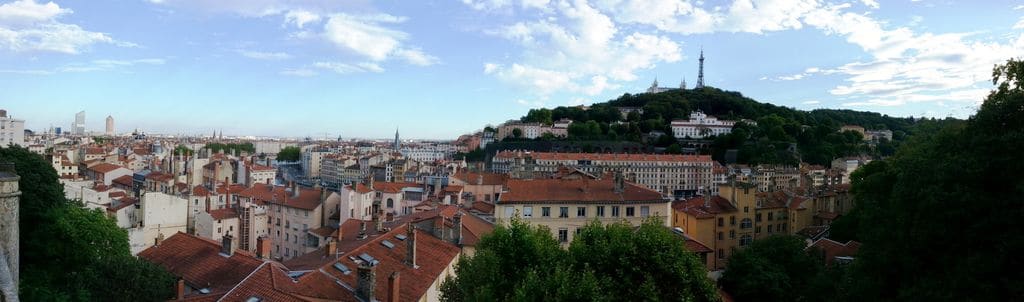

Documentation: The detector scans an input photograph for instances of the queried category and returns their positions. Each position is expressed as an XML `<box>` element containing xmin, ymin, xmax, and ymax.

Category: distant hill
<box><xmin>514</xmin><ymin>86</ymin><xmax>962</xmax><ymax>166</ymax></box>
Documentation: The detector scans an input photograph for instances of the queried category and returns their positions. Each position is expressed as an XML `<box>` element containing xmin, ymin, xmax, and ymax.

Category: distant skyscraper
<box><xmin>105</xmin><ymin>115</ymin><xmax>114</xmax><ymax>136</ymax></box>
<box><xmin>74</xmin><ymin>111</ymin><xmax>85</xmax><ymax>135</ymax></box>
<box><xmin>695</xmin><ymin>49</ymin><xmax>705</xmax><ymax>89</ymax></box>
<box><xmin>394</xmin><ymin>128</ymin><xmax>400</xmax><ymax>151</ymax></box>
<box><xmin>0</xmin><ymin>109</ymin><xmax>25</xmax><ymax>147</ymax></box>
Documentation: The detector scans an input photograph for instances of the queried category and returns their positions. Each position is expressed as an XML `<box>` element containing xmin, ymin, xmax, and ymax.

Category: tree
<box><xmin>277</xmin><ymin>146</ymin><xmax>301</xmax><ymax>162</ymax></box>
<box><xmin>843</xmin><ymin>59</ymin><xmax>1024</xmax><ymax>300</ymax></box>
<box><xmin>173</xmin><ymin>145</ymin><xmax>193</xmax><ymax>156</ymax></box>
<box><xmin>0</xmin><ymin>146</ymin><xmax>175</xmax><ymax>301</ymax></box>
<box><xmin>441</xmin><ymin>218</ymin><xmax>717</xmax><ymax>302</ymax></box>
<box><xmin>720</xmin><ymin>235</ymin><xmax>822</xmax><ymax>302</ymax></box>
<box><xmin>512</xmin><ymin>128</ymin><xmax>523</xmax><ymax>139</ymax></box>
<box><xmin>522</xmin><ymin>108</ymin><xmax>554</xmax><ymax>125</ymax></box>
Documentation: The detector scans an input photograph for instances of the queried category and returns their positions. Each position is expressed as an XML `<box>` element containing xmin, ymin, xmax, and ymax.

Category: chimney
<box><xmin>613</xmin><ymin>170</ymin><xmax>625</xmax><ymax>193</ymax></box>
<box><xmin>205</xmin><ymin>196</ymin><xmax>211</xmax><ymax>213</ymax></box>
<box><xmin>476</xmin><ymin>174</ymin><xmax>483</xmax><ymax>185</ymax></box>
<box><xmin>374</xmin><ymin>210</ymin><xmax>384</xmax><ymax>232</ymax></box>
<box><xmin>256</xmin><ymin>235</ymin><xmax>270</xmax><ymax>260</ymax></box>
<box><xmin>432</xmin><ymin>215</ymin><xmax>444</xmax><ymax>240</ymax></box>
<box><xmin>405</xmin><ymin>225</ymin><xmax>417</xmax><ymax>267</ymax></box>
<box><xmin>387</xmin><ymin>272</ymin><xmax>400</xmax><ymax>302</ymax></box>
<box><xmin>325</xmin><ymin>239</ymin><xmax>337</xmax><ymax>257</ymax></box>
<box><xmin>292</xmin><ymin>181</ymin><xmax>300</xmax><ymax>198</ymax></box>
<box><xmin>730</xmin><ymin>178</ymin><xmax>738</xmax><ymax>207</ymax></box>
<box><xmin>356</xmin><ymin>262</ymin><xmax>377</xmax><ymax>302</ymax></box>
<box><xmin>221</xmin><ymin>233</ymin><xmax>234</xmax><ymax>256</ymax></box>
<box><xmin>704</xmin><ymin>189</ymin><xmax>710</xmax><ymax>208</ymax></box>
<box><xmin>453</xmin><ymin>211</ymin><xmax>463</xmax><ymax>245</ymax></box>
<box><xmin>176</xmin><ymin>279</ymin><xmax>186</xmax><ymax>300</ymax></box>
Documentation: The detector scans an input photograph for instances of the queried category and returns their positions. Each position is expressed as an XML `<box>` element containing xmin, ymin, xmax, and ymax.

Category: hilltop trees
<box><xmin>0</xmin><ymin>146</ymin><xmax>174</xmax><ymax>301</ymax></box>
<box><xmin>440</xmin><ymin>219</ymin><xmax>716</xmax><ymax>302</ymax></box>
<box><xmin>277</xmin><ymin>146</ymin><xmax>301</xmax><ymax>162</ymax></box>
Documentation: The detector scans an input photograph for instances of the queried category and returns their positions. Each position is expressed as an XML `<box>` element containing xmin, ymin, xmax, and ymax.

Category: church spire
<box><xmin>695</xmin><ymin>47</ymin><xmax>705</xmax><ymax>89</ymax></box>
<box><xmin>680</xmin><ymin>77</ymin><xmax>687</xmax><ymax>90</ymax></box>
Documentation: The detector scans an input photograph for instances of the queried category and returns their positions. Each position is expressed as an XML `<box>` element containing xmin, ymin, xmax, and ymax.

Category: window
<box><xmin>740</xmin><ymin>218</ymin><xmax>752</xmax><ymax>229</ymax></box>
<box><xmin>485</xmin><ymin>194</ymin><xmax>491</xmax><ymax>202</ymax></box>
<box><xmin>285</xmin><ymin>247</ymin><xmax>290</xmax><ymax>255</ymax></box>
<box><xmin>559</xmin><ymin>207</ymin><xmax>569</xmax><ymax>218</ymax></box>
<box><xmin>304</xmin><ymin>210</ymin><xmax>309</xmax><ymax>217</ymax></box>
<box><xmin>505</xmin><ymin>206</ymin><xmax>515</xmax><ymax>218</ymax></box>
<box><xmin>744</xmin><ymin>206</ymin><xmax>749</xmax><ymax>213</ymax></box>
<box><xmin>768</xmin><ymin>212</ymin><xmax>774</xmax><ymax>221</ymax></box>
<box><xmin>767</xmin><ymin>225</ymin><xmax>773</xmax><ymax>233</ymax></box>
<box><xmin>523</xmin><ymin>206</ymin><xmax>533</xmax><ymax>218</ymax></box>
<box><xmin>755</xmin><ymin>226</ymin><xmax>761</xmax><ymax>233</ymax></box>
<box><xmin>217</xmin><ymin>227</ymin><xmax>222</xmax><ymax>233</ymax></box>
<box><xmin>718</xmin><ymin>249</ymin><xmax>725</xmax><ymax>259</ymax></box>
<box><xmin>286</xmin><ymin>233</ymin><xmax>289</xmax><ymax>240</ymax></box>
<box><xmin>230</xmin><ymin>226</ymin><xmax>234</xmax><ymax>232</ymax></box>
<box><xmin>640</xmin><ymin>206</ymin><xmax>650</xmax><ymax>217</ymax></box>
<box><xmin>730</xmin><ymin>216</ymin><xmax>736</xmax><ymax>226</ymax></box>
<box><xmin>781</xmin><ymin>223</ymin><xmax>787</xmax><ymax>232</ymax></box>
<box><xmin>611</xmin><ymin>206</ymin><xmax>620</xmax><ymax>217</ymax></box>
<box><xmin>302</xmin><ymin>224</ymin><xmax>307</xmax><ymax>231</ymax></box>
<box><xmin>387</xmin><ymin>198</ymin><xmax>394</xmax><ymax>208</ymax></box>
<box><xmin>293</xmin><ymin>250</ymin><xmax>298</xmax><ymax>258</ymax></box>
<box><xmin>717</xmin><ymin>217</ymin><xmax>724</xmax><ymax>227</ymax></box>
<box><xmin>596</xmin><ymin>206</ymin><xmax>605</xmax><ymax>217</ymax></box>
<box><xmin>577</xmin><ymin>207</ymin><xmax>586</xmax><ymax>217</ymax></box>
<box><xmin>558</xmin><ymin>228</ymin><xmax>568</xmax><ymax>242</ymax></box>
<box><xmin>729</xmin><ymin>230</ymin><xmax>735</xmax><ymax>239</ymax></box>
<box><xmin>542</xmin><ymin>207</ymin><xmax>551</xmax><ymax>217</ymax></box>
<box><xmin>740</xmin><ymin>235</ymin><xmax>753</xmax><ymax>246</ymax></box>
<box><xmin>718</xmin><ymin>232</ymin><xmax>723</xmax><ymax>240</ymax></box>
<box><xmin>756</xmin><ymin>213</ymin><xmax>762</xmax><ymax>222</ymax></box>
<box><xmin>626</xmin><ymin>207</ymin><xmax>635</xmax><ymax>217</ymax></box>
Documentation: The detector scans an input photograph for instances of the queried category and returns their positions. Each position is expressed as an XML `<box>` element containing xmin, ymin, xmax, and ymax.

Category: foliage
<box><xmin>454</xmin><ymin>148</ymin><xmax>486</xmax><ymax>162</ymax></box>
<box><xmin>720</xmin><ymin>235</ymin><xmax>823</xmax><ymax>302</ymax></box>
<box><xmin>440</xmin><ymin>218</ymin><xmax>717</xmax><ymax>302</ymax></box>
<box><xmin>836</xmin><ymin>59</ymin><xmax>1024</xmax><ymax>301</ymax></box>
<box><xmin>0</xmin><ymin>146</ymin><xmax>175</xmax><ymax>301</ymax></box>
<box><xmin>205</xmin><ymin>142</ymin><xmax>254</xmax><ymax>154</ymax></box>
<box><xmin>173</xmin><ymin>145</ymin><xmax>192</xmax><ymax>157</ymax></box>
<box><xmin>277</xmin><ymin>146</ymin><xmax>301</xmax><ymax>162</ymax></box>
<box><xmin>518</xmin><ymin>87</ymin><xmax>945</xmax><ymax>166</ymax></box>
<box><xmin>521</xmin><ymin>108</ymin><xmax>554</xmax><ymax>125</ymax></box>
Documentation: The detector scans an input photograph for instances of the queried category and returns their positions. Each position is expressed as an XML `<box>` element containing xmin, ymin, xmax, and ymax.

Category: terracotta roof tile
<box><xmin>209</xmin><ymin>208</ymin><xmax>239</xmax><ymax>220</ymax></box>
<box><xmin>112</xmin><ymin>175</ymin><xmax>134</xmax><ymax>186</ymax></box>
<box><xmin>451</xmin><ymin>170</ymin><xmax>507</xmax><ymax>186</ymax></box>
<box><xmin>495</xmin><ymin>151</ymin><xmax>713</xmax><ymax>163</ymax></box>
<box><xmin>138</xmin><ymin>233</ymin><xmax>263</xmax><ymax>299</ymax></box>
<box><xmin>502</xmin><ymin>178</ymin><xmax>664</xmax><ymax>204</ymax></box>
<box><xmin>90</xmin><ymin>163</ymin><xmax>124</xmax><ymax>173</ymax></box>
<box><xmin>673</xmin><ymin>196</ymin><xmax>737</xmax><ymax>219</ymax></box>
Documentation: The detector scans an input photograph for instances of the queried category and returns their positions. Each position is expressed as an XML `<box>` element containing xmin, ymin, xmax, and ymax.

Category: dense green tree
<box><xmin>522</xmin><ymin>108</ymin><xmax>554</xmax><ymax>125</ymax></box>
<box><xmin>842</xmin><ymin>59</ymin><xmax>1024</xmax><ymax>301</ymax></box>
<box><xmin>441</xmin><ymin>218</ymin><xmax>717</xmax><ymax>302</ymax></box>
<box><xmin>173</xmin><ymin>145</ymin><xmax>193</xmax><ymax>156</ymax></box>
<box><xmin>205</xmin><ymin>142</ymin><xmax>255</xmax><ymax>154</ymax></box>
<box><xmin>277</xmin><ymin>146</ymin><xmax>301</xmax><ymax>162</ymax></box>
<box><xmin>720</xmin><ymin>235</ymin><xmax>823</xmax><ymax>302</ymax></box>
<box><xmin>0</xmin><ymin>146</ymin><xmax>174</xmax><ymax>301</ymax></box>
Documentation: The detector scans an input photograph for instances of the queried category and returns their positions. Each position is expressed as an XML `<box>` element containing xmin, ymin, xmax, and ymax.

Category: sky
<box><xmin>1</xmin><ymin>0</ymin><xmax>1022</xmax><ymax>139</ymax></box>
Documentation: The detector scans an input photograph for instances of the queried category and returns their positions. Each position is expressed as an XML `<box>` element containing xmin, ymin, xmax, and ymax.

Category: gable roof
<box><xmin>502</xmin><ymin>178</ymin><xmax>665</xmax><ymax>204</ymax></box>
<box><xmin>90</xmin><ymin>163</ymin><xmax>125</xmax><ymax>174</ymax></box>
<box><xmin>673</xmin><ymin>196</ymin><xmax>738</xmax><ymax>219</ymax></box>
<box><xmin>137</xmin><ymin>232</ymin><xmax>263</xmax><ymax>300</ymax></box>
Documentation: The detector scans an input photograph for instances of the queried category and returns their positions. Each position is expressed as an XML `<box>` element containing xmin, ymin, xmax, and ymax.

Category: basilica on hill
<box><xmin>647</xmin><ymin>49</ymin><xmax>706</xmax><ymax>94</ymax></box>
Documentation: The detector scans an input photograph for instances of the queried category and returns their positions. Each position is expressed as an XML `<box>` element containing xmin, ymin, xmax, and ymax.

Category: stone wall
<box><xmin>0</xmin><ymin>168</ymin><xmax>21</xmax><ymax>301</ymax></box>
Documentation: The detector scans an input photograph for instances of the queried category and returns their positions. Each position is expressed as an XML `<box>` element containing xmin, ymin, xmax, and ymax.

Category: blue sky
<box><xmin>1</xmin><ymin>0</ymin><xmax>1022</xmax><ymax>139</ymax></box>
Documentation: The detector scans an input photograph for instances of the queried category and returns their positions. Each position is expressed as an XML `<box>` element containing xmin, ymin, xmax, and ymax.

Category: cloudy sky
<box><xmin>1</xmin><ymin>0</ymin><xmax>1021</xmax><ymax>139</ymax></box>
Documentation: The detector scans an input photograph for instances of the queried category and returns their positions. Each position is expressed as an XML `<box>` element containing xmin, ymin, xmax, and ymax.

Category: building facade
<box><xmin>671</xmin><ymin>111</ymin><xmax>736</xmax><ymax>139</ymax></box>
<box><xmin>0</xmin><ymin>110</ymin><xmax>25</xmax><ymax>148</ymax></box>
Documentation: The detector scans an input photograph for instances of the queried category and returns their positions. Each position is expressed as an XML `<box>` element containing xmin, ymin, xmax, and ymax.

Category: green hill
<box><xmin>517</xmin><ymin>86</ymin><xmax>961</xmax><ymax>166</ymax></box>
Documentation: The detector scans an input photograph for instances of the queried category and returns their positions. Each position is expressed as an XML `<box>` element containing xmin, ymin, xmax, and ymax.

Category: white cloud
<box><xmin>312</xmin><ymin>61</ymin><xmax>385</xmax><ymax>74</ymax></box>
<box><xmin>1014</xmin><ymin>5</ymin><xmax>1024</xmax><ymax>10</ymax></box>
<box><xmin>1014</xmin><ymin>17</ymin><xmax>1024</xmax><ymax>30</ymax></box>
<box><xmin>284</xmin><ymin>10</ymin><xmax>321</xmax><ymax>28</ymax></box>
<box><xmin>801</xmin><ymin>100</ymin><xmax>820</xmax><ymax>105</ymax></box>
<box><xmin>280</xmin><ymin>68</ymin><xmax>316</xmax><ymax>77</ymax></box>
<box><xmin>0</xmin><ymin>0</ymin><xmax>129</xmax><ymax>54</ymax></box>
<box><xmin>0</xmin><ymin>58</ymin><xmax>164</xmax><ymax>74</ymax></box>
<box><xmin>861</xmin><ymin>0</ymin><xmax>879</xmax><ymax>9</ymax></box>
<box><xmin>475</xmin><ymin>0</ymin><xmax>679</xmax><ymax>97</ymax></box>
<box><xmin>238</xmin><ymin>50</ymin><xmax>292</xmax><ymax>60</ymax></box>
<box><xmin>322</xmin><ymin>13</ymin><xmax>437</xmax><ymax>66</ymax></box>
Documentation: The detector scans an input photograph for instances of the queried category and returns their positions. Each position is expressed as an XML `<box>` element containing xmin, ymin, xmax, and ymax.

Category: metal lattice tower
<box><xmin>695</xmin><ymin>48</ymin><xmax>705</xmax><ymax>89</ymax></box>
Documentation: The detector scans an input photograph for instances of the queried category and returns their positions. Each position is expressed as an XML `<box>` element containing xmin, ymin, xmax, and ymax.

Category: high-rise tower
<box><xmin>393</xmin><ymin>128</ymin><xmax>400</xmax><ymax>151</ymax></box>
<box><xmin>74</xmin><ymin>111</ymin><xmax>85</xmax><ymax>135</ymax></box>
<box><xmin>695</xmin><ymin>48</ymin><xmax>705</xmax><ymax>89</ymax></box>
<box><xmin>105</xmin><ymin>115</ymin><xmax>114</xmax><ymax>136</ymax></box>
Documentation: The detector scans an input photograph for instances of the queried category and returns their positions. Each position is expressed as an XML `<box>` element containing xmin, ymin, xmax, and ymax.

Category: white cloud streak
<box><xmin>0</xmin><ymin>0</ymin><xmax>130</xmax><ymax>54</ymax></box>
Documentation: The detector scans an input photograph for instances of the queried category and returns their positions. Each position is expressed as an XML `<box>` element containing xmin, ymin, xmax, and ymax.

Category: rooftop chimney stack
<box><xmin>356</xmin><ymin>262</ymin><xmax>377</xmax><ymax>302</ymax></box>
<box><xmin>405</xmin><ymin>225</ymin><xmax>417</xmax><ymax>268</ymax></box>
<box><xmin>176</xmin><ymin>279</ymin><xmax>185</xmax><ymax>300</ymax></box>
<box><xmin>387</xmin><ymin>272</ymin><xmax>400</xmax><ymax>302</ymax></box>
<box><xmin>221</xmin><ymin>233</ymin><xmax>234</xmax><ymax>256</ymax></box>
<box><xmin>374</xmin><ymin>210</ymin><xmax>384</xmax><ymax>232</ymax></box>
<box><xmin>613</xmin><ymin>170</ymin><xmax>625</xmax><ymax>193</ymax></box>
<box><xmin>325</xmin><ymin>239</ymin><xmax>337</xmax><ymax>257</ymax></box>
<box><xmin>453</xmin><ymin>211</ymin><xmax>463</xmax><ymax>245</ymax></box>
<box><xmin>256</xmin><ymin>235</ymin><xmax>270</xmax><ymax>260</ymax></box>
<box><xmin>292</xmin><ymin>181</ymin><xmax>300</xmax><ymax>198</ymax></box>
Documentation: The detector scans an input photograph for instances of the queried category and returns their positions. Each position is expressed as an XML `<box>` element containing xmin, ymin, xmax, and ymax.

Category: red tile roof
<box><xmin>112</xmin><ymin>175</ymin><xmax>134</xmax><ymax>187</ymax></box>
<box><xmin>249</xmin><ymin>164</ymin><xmax>275</xmax><ymax>171</ymax></box>
<box><xmin>138</xmin><ymin>233</ymin><xmax>263</xmax><ymax>300</ymax></box>
<box><xmin>209</xmin><ymin>208</ymin><xmax>239</xmax><ymax>220</ymax></box>
<box><xmin>323</xmin><ymin>225</ymin><xmax>462</xmax><ymax>302</ymax></box>
<box><xmin>470</xmin><ymin>201</ymin><xmax>494</xmax><ymax>214</ymax></box>
<box><xmin>146</xmin><ymin>171</ymin><xmax>174</xmax><ymax>182</ymax></box>
<box><xmin>373</xmin><ymin>182</ymin><xmax>421</xmax><ymax>194</ymax></box>
<box><xmin>502</xmin><ymin>178</ymin><xmax>665</xmax><ymax>204</ymax></box>
<box><xmin>219</xmin><ymin>262</ymin><xmax>348</xmax><ymax>302</ymax></box>
<box><xmin>193</xmin><ymin>185</ymin><xmax>211</xmax><ymax>197</ymax></box>
<box><xmin>451</xmin><ymin>170</ymin><xmax>507</xmax><ymax>186</ymax></box>
<box><xmin>458</xmin><ymin>210</ymin><xmax>494</xmax><ymax>247</ymax></box>
<box><xmin>673</xmin><ymin>196</ymin><xmax>738</xmax><ymax>219</ymax></box>
<box><xmin>90</xmin><ymin>163</ymin><xmax>124</xmax><ymax>173</ymax></box>
<box><xmin>808</xmin><ymin>238</ymin><xmax>861</xmax><ymax>266</ymax></box>
<box><xmin>106</xmin><ymin>198</ymin><xmax>137</xmax><ymax>212</ymax></box>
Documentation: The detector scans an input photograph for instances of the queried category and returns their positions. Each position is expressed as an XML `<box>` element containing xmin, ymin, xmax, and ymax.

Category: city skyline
<box><xmin>2</xmin><ymin>0</ymin><xmax>1023</xmax><ymax>139</ymax></box>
